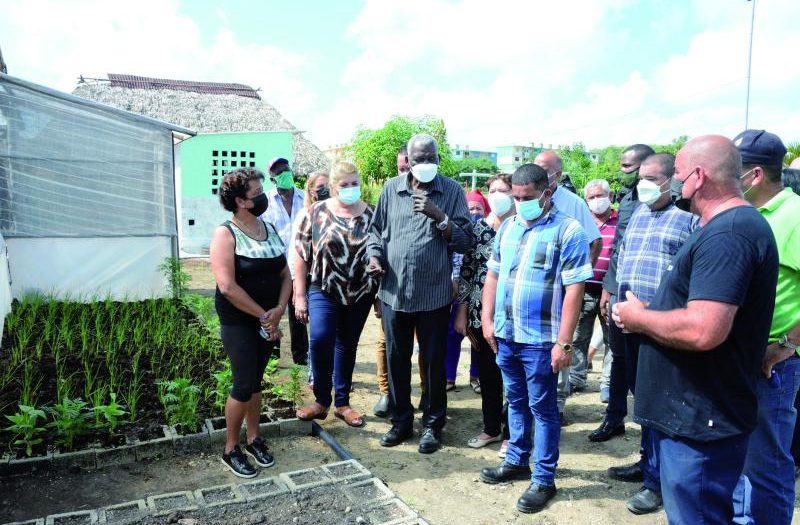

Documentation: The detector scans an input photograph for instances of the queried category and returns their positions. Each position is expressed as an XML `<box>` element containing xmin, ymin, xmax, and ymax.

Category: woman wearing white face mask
<box><xmin>454</xmin><ymin>174</ymin><xmax>515</xmax><ymax>454</ymax></box>
<box><xmin>293</xmin><ymin>161</ymin><xmax>378</xmax><ymax>427</ymax></box>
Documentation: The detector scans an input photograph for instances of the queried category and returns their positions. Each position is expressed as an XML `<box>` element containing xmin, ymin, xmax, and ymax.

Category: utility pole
<box><xmin>0</xmin><ymin>45</ymin><xmax>7</xmax><ymax>74</ymax></box>
<box><xmin>745</xmin><ymin>0</ymin><xmax>756</xmax><ymax>129</ymax></box>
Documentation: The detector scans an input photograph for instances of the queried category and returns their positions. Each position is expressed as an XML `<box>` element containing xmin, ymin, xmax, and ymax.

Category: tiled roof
<box><xmin>107</xmin><ymin>74</ymin><xmax>260</xmax><ymax>99</ymax></box>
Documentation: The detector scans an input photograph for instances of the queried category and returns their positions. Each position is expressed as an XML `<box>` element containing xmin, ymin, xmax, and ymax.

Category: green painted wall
<box><xmin>180</xmin><ymin>131</ymin><xmax>293</xmax><ymax>198</ymax></box>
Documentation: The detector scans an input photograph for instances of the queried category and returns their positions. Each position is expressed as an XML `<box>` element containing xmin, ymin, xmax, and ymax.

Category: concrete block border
<box><xmin>238</xmin><ymin>476</ymin><xmax>290</xmax><ymax>501</ymax></box>
<box><xmin>145</xmin><ymin>490</ymin><xmax>198</xmax><ymax>515</ymax></box>
<box><xmin>279</xmin><ymin>466</ymin><xmax>334</xmax><ymax>491</ymax></box>
<box><xmin>1</xmin><ymin>419</ymin><xmax>310</xmax><ymax>478</ymax></box>
<box><xmin>97</xmin><ymin>499</ymin><xmax>148</xmax><ymax>523</ymax></box>
<box><xmin>323</xmin><ymin>459</ymin><xmax>371</xmax><ymax>482</ymax></box>
<box><xmin>193</xmin><ymin>483</ymin><xmax>245</xmax><ymax>508</ymax></box>
<box><xmin>364</xmin><ymin>498</ymin><xmax>418</xmax><ymax>525</ymax></box>
<box><xmin>1</xmin><ymin>518</ymin><xmax>45</xmax><ymax>525</ymax></box>
<box><xmin>343</xmin><ymin>477</ymin><xmax>395</xmax><ymax>505</ymax></box>
<box><xmin>44</xmin><ymin>509</ymin><xmax>98</xmax><ymax>524</ymax></box>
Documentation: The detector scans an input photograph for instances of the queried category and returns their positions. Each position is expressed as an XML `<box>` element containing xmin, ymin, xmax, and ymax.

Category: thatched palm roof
<box><xmin>72</xmin><ymin>77</ymin><xmax>328</xmax><ymax>175</ymax></box>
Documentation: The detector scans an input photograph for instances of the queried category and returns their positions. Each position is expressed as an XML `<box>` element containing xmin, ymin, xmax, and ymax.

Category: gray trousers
<box><xmin>557</xmin><ymin>291</ymin><xmax>602</xmax><ymax>412</ymax></box>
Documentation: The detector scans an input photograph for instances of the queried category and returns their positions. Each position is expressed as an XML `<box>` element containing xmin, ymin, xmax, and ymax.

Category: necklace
<box><xmin>233</xmin><ymin>217</ymin><xmax>264</xmax><ymax>239</ymax></box>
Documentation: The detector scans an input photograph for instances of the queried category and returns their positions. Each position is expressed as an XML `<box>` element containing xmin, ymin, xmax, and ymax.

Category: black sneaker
<box><xmin>245</xmin><ymin>437</ymin><xmax>275</xmax><ymax>468</ymax></box>
<box><xmin>221</xmin><ymin>445</ymin><xmax>257</xmax><ymax>478</ymax></box>
<box><xmin>517</xmin><ymin>482</ymin><xmax>557</xmax><ymax>513</ymax></box>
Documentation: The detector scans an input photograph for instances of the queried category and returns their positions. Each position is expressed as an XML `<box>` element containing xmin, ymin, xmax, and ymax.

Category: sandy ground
<box><xmin>6</xmin><ymin>259</ymin><xmax>793</xmax><ymax>524</ymax></box>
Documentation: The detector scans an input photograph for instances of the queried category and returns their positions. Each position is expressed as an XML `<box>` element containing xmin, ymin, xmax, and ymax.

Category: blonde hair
<box><xmin>304</xmin><ymin>170</ymin><xmax>329</xmax><ymax>208</ymax></box>
<box><xmin>330</xmin><ymin>161</ymin><xmax>360</xmax><ymax>196</ymax></box>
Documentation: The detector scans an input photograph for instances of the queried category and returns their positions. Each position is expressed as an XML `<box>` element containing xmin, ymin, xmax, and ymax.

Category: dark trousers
<box><xmin>604</xmin><ymin>301</ymin><xmax>628</xmax><ymax>424</ymax></box>
<box><xmin>622</xmin><ymin>332</ymin><xmax>659</xmax><ymax>492</ymax></box>
<box><xmin>382</xmin><ymin>302</ymin><xmax>450</xmax><ymax>431</ymax></box>
<box><xmin>467</xmin><ymin>326</ymin><xmax>507</xmax><ymax>437</ymax></box>
<box><xmin>287</xmin><ymin>302</ymin><xmax>309</xmax><ymax>365</ymax></box>
<box><xmin>792</xmin><ymin>388</ymin><xmax>800</xmax><ymax>467</ymax></box>
<box><xmin>657</xmin><ymin>429</ymin><xmax>748</xmax><ymax>525</ymax></box>
<box><xmin>308</xmin><ymin>290</ymin><xmax>373</xmax><ymax>408</ymax></box>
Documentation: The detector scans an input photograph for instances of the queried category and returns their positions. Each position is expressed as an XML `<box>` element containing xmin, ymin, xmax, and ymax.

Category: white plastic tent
<box><xmin>0</xmin><ymin>73</ymin><xmax>195</xmax><ymax>305</ymax></box>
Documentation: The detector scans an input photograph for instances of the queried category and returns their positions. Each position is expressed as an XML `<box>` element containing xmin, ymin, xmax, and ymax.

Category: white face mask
<box><xmin>488</xmin><ymin>192</ymin><xmax>513</xmax><ymax>216</ymax></box>
<box><xmin>587</xmin><ymin>196</ymin><xmax>611</xmax><ymax>215</ymax></box>
<box><xmin>411</xmin><ymin>163</ymin><xmax>438</xmax><ymax>183</ymax></box>
<box><xmin>637</xmin><ymin>179</ymin><xmax>669</xmax><ymax>206</ymax></box>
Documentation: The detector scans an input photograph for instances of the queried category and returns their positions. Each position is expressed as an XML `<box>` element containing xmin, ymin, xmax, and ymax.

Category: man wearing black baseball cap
<box><xmin>732</xmin><ymin>130</ymin><xmax>800</xmax><ymax>525</ymax></box>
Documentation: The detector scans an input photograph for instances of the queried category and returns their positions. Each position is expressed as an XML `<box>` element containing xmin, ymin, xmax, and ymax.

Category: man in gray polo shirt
<box><xmin>367</xmin><ymin>134</ymin><xmax>474</xmax><ymax>454</ymax></box>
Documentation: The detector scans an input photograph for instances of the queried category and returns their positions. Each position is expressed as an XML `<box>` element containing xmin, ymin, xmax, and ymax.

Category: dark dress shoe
<box><xmin>418</xmin><ymin>427</ymin><xmax>441</xmax><ymax>454</ymax></box>
<box><xmin>626</xmin><ymin>487</ymin><xmax>662</xmax><ymax>514</ymax></box>
<box><xmin>373</xmin><ymin>395</ymin><xmax>391</xmax><ymax>418</ymax></box>
<box><xmin>516</xmin><ymin>483</ymin><xmax>557</xmax><ymax>513</ymax></box>
<box><xmin>608</xmin><ymin>461</ymin><xmax>644</xmax><ymax>482</ymax></box>
<box><xmin>588</xmin><ymin>419</ymin><xmax>625</xmax><ymax>442</ymax></box>
<box><xmin>379</xmin><ymin>425</ymin><xmax>413</xmax><ymax>447</ymax></box>
<box><xmin>479</xmin><ymin>461</ymin><xmax>532</xmax><ymax>484</ymax></box>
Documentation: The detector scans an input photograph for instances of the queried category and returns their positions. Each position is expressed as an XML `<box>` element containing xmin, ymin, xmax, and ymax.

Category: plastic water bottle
<box><xmin>259</xmin><ymin>327</ymin><xmax>270</xmax><ymax>340</ymax></box>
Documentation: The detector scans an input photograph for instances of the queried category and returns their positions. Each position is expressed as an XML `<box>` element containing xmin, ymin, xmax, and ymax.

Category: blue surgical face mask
<box><xmin>517</xmin><ymin>194</ymin><xmax>546</xmax><ymax>221</ymax></box>
<box><xmin>337</xmin><ymin>185</ymin><xmax>361</xmax><ymax>205</ymax></box>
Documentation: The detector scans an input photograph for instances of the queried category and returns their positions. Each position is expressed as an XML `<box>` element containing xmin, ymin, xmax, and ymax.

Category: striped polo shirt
<box><xmin>585</xmin><ymin>209</ymin><xmax>617</xmax><ymax>295</ymax></box>
<box><xmin>367</xmin><ymin>174</ymin><xmax>475</xmax><ymax>312</ymax></box>
<box><xmin>488</xmin><ymin>207</ymin><xmax>593</xmax><ymax>345</ymax></box>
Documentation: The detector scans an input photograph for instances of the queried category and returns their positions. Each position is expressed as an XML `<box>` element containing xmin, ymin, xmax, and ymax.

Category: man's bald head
<box><xmin>679</xmin><ymin>135</ymin><xmax>742</xmax><ymax>184</ymax></box>
<box><xmin>791</xmin><ymin>157</ymin><xmax>800</xmax><ymax>169</ymax></box>
<box><xmin>534</xmin><ymin>150</ymin><xmax>563</xmax><ymax>175</ymax></box>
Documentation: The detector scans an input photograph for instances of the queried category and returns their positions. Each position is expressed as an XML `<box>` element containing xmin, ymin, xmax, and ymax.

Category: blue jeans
<box><xmin>308</xmin><ymin>289</ymin><xmax>373</xmax><ymax>408</ymax></box>
<box><xmin>656</xmin><ymin>429</ymin><xmax>748</xmax><ymax>525</ymax></box>
<box><xmin>733</xmin><ymin>355</ymin><xmax>800</xmax><ymax>525</ymax></box>
<box><xmin>496</xmin><ymin>338</ymin><xmax>559</xmax><ymax>487</ymax></box>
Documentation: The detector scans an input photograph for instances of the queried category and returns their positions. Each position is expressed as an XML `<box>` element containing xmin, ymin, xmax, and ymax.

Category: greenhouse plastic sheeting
<box><xmin>6</xmin><ymin>236</ymin><xmax>172</xmax><ymax>301</ymax></box>
<box><xmin>0</xmin><ymin>235</ymin><xmax>10</xmax><ymax>345</ymax></box>
<box><xmin>0</xmin><ymin>75</ymin><xmax>177</xmax><ymax>238</ymax></box>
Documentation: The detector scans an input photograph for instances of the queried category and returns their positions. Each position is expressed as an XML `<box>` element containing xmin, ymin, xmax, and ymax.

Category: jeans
<box><xmin>604</xmin><ymin>296</ymin><xmax>628</xmax><ymax>424</ymax></box>
<box><xmin>467</xmin><ymin>326</ymin><xmax>507</xmax><ymax>437</ymax></box>
<box><xmin>569</xmin><ymin>291</ymin><xmax>601</xmax><ymax>390</ymax></box>
<box><xmin>445</xmin><ymin>300</ymin><xmax>478</xmax><ymax>381</ymax></box>
<box><xmin>308</xmin><ymin>290</ymin><xmax>373</xmax><ymax>408</ymax></box>
<box><xmin>382</xmin><ymin>303</ymin><xmax>450</xmax><ymax>431</ymax></box>
<box><xmin>656</xmin><ymin>429</ymin><xmax>749</xmax><ymax>525</ymax></box>
<box><xmin>497</xmin><ymin>338</ymin><xmax>560</xmax><ymax>487</ymax></box>
<box><xmin>792</xmin><ymin>387</ymin><xmax>800</xmax><ymax>467</ymax></box>
<box><xmin>287</xmin><ymin>302</ymin><xmax>310</xmax><ymax>365</ymax></box>
<box><xmin>732</xmin><ymin>355</ymin><xmax>800</xmax><ymax>525</ymax></box>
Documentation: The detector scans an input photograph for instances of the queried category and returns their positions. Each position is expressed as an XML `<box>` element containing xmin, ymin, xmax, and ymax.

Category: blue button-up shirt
<box><xmin>488</xmin><ymin>208</ymin><xmax>592</xmax><ymax>344</ymax></box>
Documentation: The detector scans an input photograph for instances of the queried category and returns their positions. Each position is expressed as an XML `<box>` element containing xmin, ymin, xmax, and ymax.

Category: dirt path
<box><xmin>181</xmin><ymin>260</ymin><xmax>800</xmax><ymax>523</ymax></box>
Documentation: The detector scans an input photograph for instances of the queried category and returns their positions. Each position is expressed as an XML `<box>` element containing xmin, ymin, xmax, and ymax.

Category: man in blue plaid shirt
<box><xmin>610</xmin><ymin>152</ymin><xmax>696</xmax><ymax>515</ymax></box>
<box><xmin>478</xmin><ymin>163</ymin><xmax>592</xmax><ymax>514</ymax></box>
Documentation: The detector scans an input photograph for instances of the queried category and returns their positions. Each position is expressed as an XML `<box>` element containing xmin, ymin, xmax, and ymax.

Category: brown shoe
<box><xmin>296</xmin><ymin>402</ymin><xmax>328</xmax><ymax>421</ymax></box>
<box><xmin>334</xmin><ymin>406</ymin><xmax>364</xmax><ymax>427</ymax></box>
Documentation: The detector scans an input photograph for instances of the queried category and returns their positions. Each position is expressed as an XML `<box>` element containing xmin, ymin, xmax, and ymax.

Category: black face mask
<box><xmin>248</xmin><ymin>193</ymin><xmax>268</xmax><ymax>216</ymax></box>
<box><xmin>316</xmin><ymin>187</ymin><xmax>331</xmax><ymax>201</ymax></box>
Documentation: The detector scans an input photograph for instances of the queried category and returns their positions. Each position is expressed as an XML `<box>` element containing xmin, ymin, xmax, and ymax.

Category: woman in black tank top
<box><xmin>210</xmin><ymin>169</ymin><xmax>292</xmax><ymax>478</ymax></box>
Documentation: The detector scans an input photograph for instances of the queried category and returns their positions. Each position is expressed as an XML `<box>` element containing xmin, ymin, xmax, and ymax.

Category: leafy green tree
<box><xmin>454</xmin><ymin>157</ymin><xmax>498</xmax><ymax>174</ymax></box>
<box><xmin>346</xmin><ymin>115</ymin><xmax>457</xmax><ymax>183</ymax></box>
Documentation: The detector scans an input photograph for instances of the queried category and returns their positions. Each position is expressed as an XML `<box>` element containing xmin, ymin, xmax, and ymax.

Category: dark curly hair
<box><xmin>219</xmin><ymin>168</ymin><xmax>265</xmax><ymax>212</ymax></box>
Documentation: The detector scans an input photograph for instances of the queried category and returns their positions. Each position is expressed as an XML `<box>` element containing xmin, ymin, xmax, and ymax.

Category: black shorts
<box><xmin>220</xmin><ymin>323</ymin><xmax>279</xmax><ymax>402</ymax></box>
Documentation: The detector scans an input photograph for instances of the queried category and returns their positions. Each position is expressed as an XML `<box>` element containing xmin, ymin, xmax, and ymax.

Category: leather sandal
<box><xmin>334</xmin><ymin>406</ymin><xmax>365</xmax><ymax>427</ymax></box>
<box><xmin>296</xmin><ymin>402</ymin><xmax>328</xmax><ymax>421</ymax></box>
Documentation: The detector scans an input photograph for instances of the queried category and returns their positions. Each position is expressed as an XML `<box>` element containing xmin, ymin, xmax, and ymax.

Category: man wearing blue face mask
<box><xmin>367</xmin><ymin>134</ymin><xmax>475</xmax><ymax>454</ymax></box>
<box><xmin>478</xmin><ymin>163</ymin><xmax>592</xmax><ymax>513</ymax></box>
<box><xmin>610</xmin><ymin>152</ymin><xmax>697</xmax><ymax>515</ymax></box>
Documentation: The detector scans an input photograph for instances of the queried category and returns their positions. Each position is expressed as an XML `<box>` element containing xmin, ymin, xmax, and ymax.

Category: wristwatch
<box><xmin>778</xmin><ymin>334</ymin><xmax>799</xmax><ymax>351</ymax></box>
<box><xmin>436</xmin><ymin>215</ymin><xmax>450</xmax><ymax>231</ymax></box>
<box><xmin>556</xmin><ymin>341</ymin><xmax>573</xmax><ymax>354</ymax></box>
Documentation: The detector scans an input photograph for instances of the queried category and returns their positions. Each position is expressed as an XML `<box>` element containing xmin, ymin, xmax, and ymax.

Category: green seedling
<box><xmin>158</xmin><ymin>378</ymin><xmax>201</xmax><ymax>433</ymax></box>
<box><xmin>92</xmin><ymin>392</ymin><xmax>127</xmax><ymax>434</ymax></box>
<box><xmin>211</xmin><ymin>364</ymin><xmax>233</xmax><ymax>412</ymax></box>
<box><xmin>4</xmin><ymin>404</ymin><xmax>47</xmax><ymax>456</ymax></box>
<box><xmin>47</xmin><ymin>397</ymin><xmax>91</xmax><ymax>450</ymax></box>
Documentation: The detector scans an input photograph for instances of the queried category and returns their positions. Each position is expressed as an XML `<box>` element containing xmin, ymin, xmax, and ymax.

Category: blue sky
<box><xmin>1</xmin><ymin>0</ymin><xmax>797</xmax><ymax>151</ymax></box>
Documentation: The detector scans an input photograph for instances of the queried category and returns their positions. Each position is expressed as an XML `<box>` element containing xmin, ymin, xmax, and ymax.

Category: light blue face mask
<box><xmin>517</xmin><ymin>195</ymin><xmax>545</xmax><ymax>221</ymax></box>
<box><xmin>337</xmin><ymin>185</ymin><xmax>361</xmax><ymax>205</ymax></box>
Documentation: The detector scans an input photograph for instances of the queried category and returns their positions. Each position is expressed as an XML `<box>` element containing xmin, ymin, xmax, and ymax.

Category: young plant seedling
<box><xmin>4</xmin><ymin>404</ymin><xmax>47</xmax><ymax>456</ymax></box>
